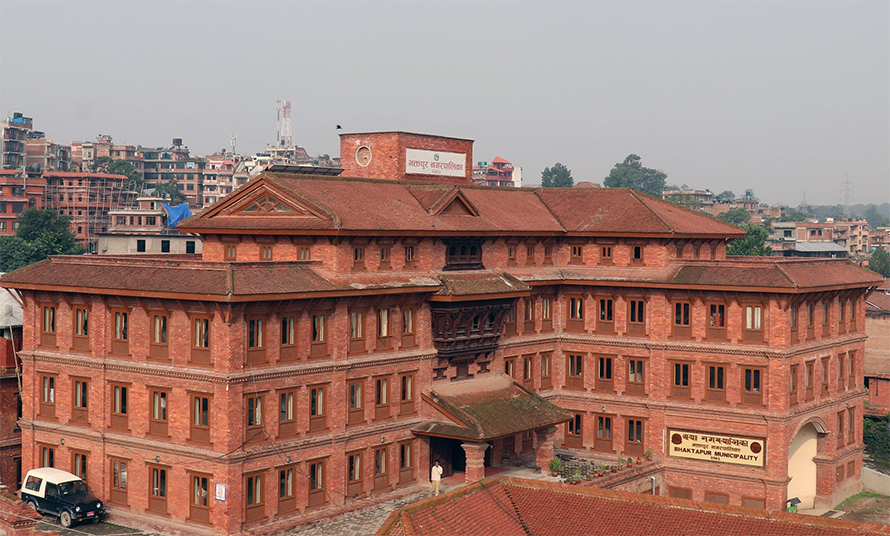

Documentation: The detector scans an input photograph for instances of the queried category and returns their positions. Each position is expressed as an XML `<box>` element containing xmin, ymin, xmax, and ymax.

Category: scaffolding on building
<box><xmin>44</xmin><ymin>174</ymin><xmax>138</xmax><ymax>253</ymax></box>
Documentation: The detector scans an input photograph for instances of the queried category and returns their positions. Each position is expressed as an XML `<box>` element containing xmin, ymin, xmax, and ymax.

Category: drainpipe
<box><xmin>651</xmin><ymin>476</ymin><xmax>656</xmax><ymax>495</ymax></box>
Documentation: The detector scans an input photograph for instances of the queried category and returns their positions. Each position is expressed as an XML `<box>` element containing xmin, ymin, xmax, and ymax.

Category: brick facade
<box><xmin>339</xmin><ymin>132</ymin><xmax>473</xmax><ymax>183</ymax></box>
<box><xmin>2</xmin><ymin>173</ymin><xmax>879</xmax><ymax>535</ymax></box>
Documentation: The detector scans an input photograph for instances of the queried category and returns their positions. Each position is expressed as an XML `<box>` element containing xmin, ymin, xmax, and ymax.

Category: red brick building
<box><xmin>0</xmin><ymin>171</ymin><xmax>44</xmax><ymax>236</ymax></box>
<box><xmin>339</xmin><ymin>131</ymin><xmax>473</xmax><ymax>183</ymax></box>
<box><xmin>1</xmin><ymin>170</ymin><xmax>881</xmax><ymax>535</ymax></box>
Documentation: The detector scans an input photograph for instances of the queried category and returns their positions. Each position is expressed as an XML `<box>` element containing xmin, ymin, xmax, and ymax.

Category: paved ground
<box><xmin>37</xmin><ymin>519</ymin><xmax>149</xmax><ymax>536</ymax></box>
<box><xmin>838</xmin><ymin>494</ymin><xmax>890</xmax><ymax>526</ymax></box>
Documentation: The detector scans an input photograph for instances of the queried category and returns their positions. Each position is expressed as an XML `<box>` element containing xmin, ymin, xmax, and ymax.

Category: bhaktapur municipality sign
<box><xmin>668</xmin><ymin>430</ymin><xmax>765</xmax><ymax>467</ymax></box>
<box><xmin>405</xmin><ymin>148</ymin><xmax>466</xmax><ymax>178</ymax></box>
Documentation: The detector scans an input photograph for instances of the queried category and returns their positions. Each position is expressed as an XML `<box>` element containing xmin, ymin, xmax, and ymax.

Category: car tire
<box><xmin>26</xmin><ymin>500</ymin><xmax>38</xmax><ymax>512</ymax></box>
<box><xmin>93</xmin><ymin>516</ymin><xmax>101</xmax><ymax>524</ymax></box>
<box><xmin>59</xmin><ymin>511</ymin><xmax>72</xmax><ymax>528</ymax></box>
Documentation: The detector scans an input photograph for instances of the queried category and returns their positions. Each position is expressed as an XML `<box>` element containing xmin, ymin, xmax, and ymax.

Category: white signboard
<box><xmin>215</xmin><ymin>483</ymin><xmax>226</xmax><ymax>501</ymax></box>
<box><xmin>405</xmin><ymin>148</ymin><xmax>466</xmax><ymax>178</ymax></box>
<box><xmin>668</xmin><ymin>430</ymin><xmax>765</xmax><ymax>467</ymax></box>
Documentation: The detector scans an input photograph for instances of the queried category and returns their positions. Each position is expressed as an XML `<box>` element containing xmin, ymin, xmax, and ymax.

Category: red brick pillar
<box><xmin>491</xmin><ymin>438</ymin><xmax>504</xmax><ymax>467</ymax></box>
<box><xmin>535</xmin><ymin>426</ymin><xmax>558</xmax><ymax>472</ymax></box>
<box><xmin>461</xmin><ymin>442</ymin><xmax>489</xmax><ymax>484</ymax></box>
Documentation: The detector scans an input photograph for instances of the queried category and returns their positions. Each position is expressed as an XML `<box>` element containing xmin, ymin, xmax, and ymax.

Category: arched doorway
<box><xmin>787</xmin><ymin>423</ymin><xmax>819</xmax><ymax>509</ymax></box>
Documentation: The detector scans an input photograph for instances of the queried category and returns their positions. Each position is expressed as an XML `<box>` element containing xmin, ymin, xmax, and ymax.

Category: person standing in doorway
<box><xmin>431</xmin><ymin>460</ymin><xmax>444</xmax><ymax>496</ymax></box>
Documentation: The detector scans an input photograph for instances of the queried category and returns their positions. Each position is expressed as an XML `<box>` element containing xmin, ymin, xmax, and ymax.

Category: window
<box><xmin>260</xmin><ymin>245</ymin><xmax>272</xmax><ymax>260</ymax></box>
<box><xmin>73</xmin><ymin>307</ymin><xmax>89</xmax><ymax>351</ymax></box>
<box><xmin>503</xmin><ymin>305</ymin><xmax>517</xmax><ymax>335</ymax></box>
<box><xmin>849</xmin><ymin>351</ymin><xmax>856</xmax><ymax>390</ymax></box>
<box><xmin>353</xmin><ymin>247</ymin><xmax>365</xmax><ymax>270</ymax></box>
<box><xmin>822</xmin><ymin>301</ymin><xmax>830</xmax><ymax>336</ymax></box>
<box><xmin>597</xmin><ymin>299</ymin><xmax>614</xmax><ymax>333</ymax></box>
<box><xmin>848</xmin><ymin>407</ymin><xmax>856</xmax><ymax>444</ymax></box>
<box><xmin>837</xmin><ymin>411</ymin><xmax>845</xmax><ymax>448</ymax></box>
<box><xmin>567</xmin><ymin>297</ymin><xmax>584</xmax><ymax>331</ymax></box>
<box><xmin>278</xmin><ymin>467</ymin><xmax>295</xmax><ymax>514</ymax></box>
<box><xmin>838</xmin><ymin>353</ymin><xmax>846</xmax><ymax>390</ymax></box>
<box><xmin>112</xmin><ymin>311</ymin><xmax>129</xmax><ymax>354</ymax></box>
<box><xmin>311</xmin><ymin>313</ymin><xmax>327</xmax><ymax>357</ymax></box>
<box><xmin>191</xmin><ymin>316</ymin><xmax>211</xmax><ymax>364</ymax></box>
<box><xmin>526</xmin><ymin>244</ymin><xmax>536</xmax><ymax>265</ymax></box>
<box><xmin>669</xmin><ymin>487</ymin><xmax>692</xmax><ymax>500</ymax></box>
<box><xmin>570</xmin><ymin>245</ymin><xmax>583</xmax><ymax>264</ymax></box>
<box><xmin>693</xmin><ymin>246</ymin><xmax>701</xmax><ymax>259</ymax></box>
<box><xmin>161</xmin><ymin>240</ymin><xmax>171</xmax><ymax>253</ymax></box>
<box><xmin>309</xmin><ymin>385</ymin><xmax>327</xmax><ymax>432</ymax></box>
<box><xmin>595</xmin><ymin>415</ymin><xmax>613</xmax><ymax>452</ymax></box>
<box><xmin>245</xmin><ymin>473</ymin><xmax>264</xmax><ymax>522</ymax></box>
<box><xmin>246</xmin><ymin>395</ymin><xmax>264</xmax><ymax>442</ymax></box>
<box><xmin>523</xmin><ymin>356</ymin><xmax>534</xmax><ymax>385</ymax></box>
<box><xmin>541</xmin><ymin>353</ymin><xmax>552</xmax><ymax>389</ymax></box>
<box><xmin>673</xmin><ymin>303</ymin><xmax>691</xmax><ymax>337</ymax></box>
<box><xmin>742</xmin><ymin>367</ymin><xmax>763</xmax><ymax>405</ymax></box>
<box><xmin>707</xmin><ymin>304</ymin><xmax>726</xmax><ymax>339</ymax></box>
<box><xmin>400</xmin><ymin>374</ymin><xmax>415</xmax><ymax>415</ymax></box>
<box><xmin>631</xmin><ymin>245</ymin><xmax>643</xmax><ymax>264</ymax></box>
<box><xmin>507</xmin><ymin>245</ymin><xmax>517</xmax><ymax>263</ymax></box>
<box><xmin>375</xmin><ymin>377</ymin><xmax>390</xmax><ymax>420</ymax></box>
<box><xmin>110</xmin><ymin>459</ymin><xmax>127</xmax><ymax>505</ymax></box>
<box><xmin>279</xmin><ymin>390</ymin><xmax>297</xmax><ymax>437</ymax></box>
<box><xmin>404</xmin><ymin>245</ymin><xmax>416</xmax><ymax>267</ymax></box>
<box><xmin>137</xmin><ymin>240</ymin><xmax>146</xmax><ymax>253</ymax></box>
<box><xmin>821</xmin><ymin>357</ymin><xmax>830</xmax><ymax>395</ymax></box>
<box><xmin>542</xmin><ymin>244</ymin><xmax>553</xmax><ymax>264</ymax></box>
<box><xmin>790</xmin><ymin>306</ymin><xmax>799</xmax><ymax>343</ymax></box>
<box><xmin>186</xmin><ymin>241</ymin><xmax>196</xmax><ymax>254</ymax></box>
<box><xmin>401</xmin><ymin>308</ymin><xmax>415</xmax><ymax>347</ymax></box>
<box><xmin>523</xmin><ymin>298</ymin><xmax>535</xmax><ymax>332</ymax></box>
<box><xmin>541</xmin><ymin>297</ymin><xmax>553</xmax><ymax>331</ymax></box>
<box><xmin>149</xmin><ymin>389</ymin><xmax>168</xmax><ymax>436</ymax></box>
<box><xmin>671</xmin><ymin>362</ymin><xmax>691</xmax><ymax>399</ymax></box>
<box><xmin>72</xmin><ymin>451</ymin><xmax>88</xmax><ymax>482</ymax></box>
<box><xmin>807</xmin><ymin>302</ymin><xmax>815</xmax><ymax>329</ymax></box>
<box><xmin>150</xmin><ymin>314</ymin><xmax>168</xmax><ymax>360</ymax></box>
<box><xmin>377</xmin><ymin>309</ymin><xmax>392</xmax><ymax>350</ymax></box>
<box><xmin>111</xmin><ymin>384</ymin><xmax>128</xmax><ymax>429</ymax></box>
<box><xmin>374</xmin><ymin>447</ymin><xmax>389</xmax><ymax>490</ymax></box>
<box><xmin>308</xmin><ymin>460</ymin><xmax>326</xmax><ymax>507</ymax></box>
<box><xmin>565</xmin><ymin>413</ymin><xmax>583</xmax><ymax>448</ymax></box>
<box><xmin>149</xmin><ymin>466</ymin><xmax>167</xmax><ymax>514</ymax></box>
<box><xmin>566</xmin><ymin>354</ymin><xmax>584</xmax><ymax>389</ymax></box>
<box><xmin>71</xmin><ymin>378</ymin><xmax>89</xmax><ymax>423</ymax></box>
<box><xmin>41</xmin><ymin>445</ymin><xmax>55</xmax><ymax>468</ymax></box>
<box><xmin>627</xmin><ymin>359</ymin><xmax>645</xmax><ymax>395</ymax></box>
<box><xmin>706</xmin><ymin>365</ymin><xmax>725</xmax><ymax>402</ymax></box>
<box><xmin>190</xmin><ymin>394</ymin><xmax>211</xmax><ymax>443</ymax></box>
<box><xmin>280</xmin><ymin>315</ymin><xmax>296</xmax><ymax>361</ymax></box>
<box><xmin>805</xmin><ymin>361</ymin><xmax>815</xmax><ymax>401</ymax></box>
<box><xmin>628</xmin><ymin>300</ymin><xmax>645</xmax><ymax>335</ymax></box>
<box><xmin>626</xmin><ymin>418</ymin><xmax>644</xmax><ymax>455</ymax></box>
<box><xmin>742</xmin><ymin>497</ymin><xmax>766</xmax><ymax>510</ymax></box>
<box><xmin>504</xmin><ymin>357</ymin><xmax>516</xmax><ymax>378</ymax></box>
<box><xmin>790</xmin><ymin>364</ymin><xmax>799</xmax><ymax>405</ymax></box>
<box><xmin>224</xmin><ymin>244</ymin><xmax>236</xmax><ymax>260</ymax></box>
<box><xmin>705</xmin><ymin>492</ymin><xmax>729</xmax><ymax>505</ymax></box>
<box><xmin>599</xmin><ymin>245</ymin><xmax>613</xmax><ymax>265</ymax></box>
<box><xmin>190</xmin><ymin>473</ymin><xmax>210</xmax><ymax>523</ymax></box>
<box><xmin>349</xmin><ymin>311</ymin><xmax>365</xmax><ymax>354</ymax></box>
<box><xmin>399</xmin><ymin>441</ymin><xmax>415</xmax><ymax>484</ymax></box>
<box><xmin>744</xmin><ymin>305</ymin><xmax>763</xmax><ymax>342</ymax></box>
<box><xmin>39</xmin><ymin>374</ymin><xmax>55</xmax><ymax>418</ymax></box>
<box><xmin>299</xmin><ymin>246</ymin><xmax>311</xmax><ymax>260</ymax></box>
<box><xmin>597</xmin><ymin>356</ymin><xmax>613</xmax><ymax>392</ymax></box>
<box><xmin>41</xmin><ymin>305</ymin><xmax>56</xmax><ymax>347</ymax></box>
<box><xmin>347</xmin><ymin>452</ymin><xmax>363</xmax><ymax>497</ymax></box>
<box><xmin>247</xmin><ymin>317</ymin><xmax>266</xmax><ymax>364</ymax></box>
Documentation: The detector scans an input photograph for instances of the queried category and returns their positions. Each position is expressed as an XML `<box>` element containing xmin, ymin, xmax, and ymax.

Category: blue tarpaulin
<box><xmin>161</xmin><ymin>203</ymin><xmax>192</xmax><ymax>228</ymax></box>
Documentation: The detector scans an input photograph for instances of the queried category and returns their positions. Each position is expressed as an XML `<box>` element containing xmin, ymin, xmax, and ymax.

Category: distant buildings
<box><xmin>0</xmin><ymin>281</ymin><xmax>22</xmax><ymax>490</ymax></box>
<box><xmin>1</xmin><ymin>113</ymin><xmax>33</xmax><ymax>170</ymax></box>
<box><xmin>865</xmin><ymin>279</ymin><xmax>890</xmax><ymax>415</ymax></box>
<box><xmin>0</xmin><ymin>171</ymin><xmax>44</xmax><ymax>236</ymax></box>
<box><xmin>768</xmin><ymin>220</ymin><xmax>870</xmax><ymax>259</ymax></box>
<box><xmin>25</xmin><ymin>133</ymin><xmax>70</xmax><ymax>173</ymax></box>
<box><xmin>472</xmin><ymin>156</ymin><xmax>522</xmax><ymax>187</ymax></box>
<box><xmin>98</xmin><ymin>196</ymin><xmax>202</xmax><ymax>255</ymax></box>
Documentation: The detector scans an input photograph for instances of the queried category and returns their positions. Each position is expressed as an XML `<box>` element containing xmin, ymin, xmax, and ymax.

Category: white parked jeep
<box><xmin>20</xmin><ymin>468</ymin><xmax>105</xmax><ymax>528</ymax></box>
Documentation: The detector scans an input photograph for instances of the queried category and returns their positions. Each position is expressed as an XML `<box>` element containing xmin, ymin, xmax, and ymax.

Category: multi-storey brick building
<box><xmin>25</xmin><ymin>134</ymin><xmax>71</xmax><ymax>173</ymax></box>
<box><xmin>98</xmin><ymin>196</ymin><xmax>202</xmax><ymax>255</ymax></box>
<box><xmin>0</xmin><ymin>287</ymin><xmax>23</xmax><ymax>491</ymax></box>
<box><xmin>0</xmin><ymin>170</ymin><xmax>45</xmax><ymax>236</ymax></box>
<box><xmin>141</xmin><ymin>140</ymin><xmax>206</xmax><ymax>207</ymax></box>
<box><xmin>1</xmin><ymin>114</ymin><xmax>33</xmax><ymax>170</ymax></box>
<box><xmin>1</xmin><ymin>169</ymin><xmax>881</xmax><ymax>535</ymax></box>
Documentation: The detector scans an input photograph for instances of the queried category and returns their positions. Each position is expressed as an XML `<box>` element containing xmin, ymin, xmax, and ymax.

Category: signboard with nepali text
<box><xmin>405</xmin><ymin>148</ymin><xmax>466</xmax><ymax>178</ymax></box>
<box><xmin>668</xmin><ymin>430</ymin><xmax>765</xmax><ymax>467</ymax></box>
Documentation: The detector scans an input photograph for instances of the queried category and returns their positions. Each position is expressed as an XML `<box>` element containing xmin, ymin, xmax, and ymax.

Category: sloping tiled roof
<box><xmin>377</xmin><ymin>477</ymin><xmax>890</xmax><ymax>536</ymax></box>
<box><xmin>866</xmin><ymin>291</ymin><xmax>890</xmax><ymax>313</ymax></box>
<box><xmin>413</xmin><ymin>375</ymin><xmax>572</xmax><ymax>441</ymax></box>
<box><xmin>671</xmin><ymin>259</ymin><xmax>882</xmax><ymax>290</ymax></box>
<box><xmin>180</xmin><ymin>174</ymin><xmax>745</xmax><ymax>237</ymax></box>
<box><xmin>437</xmin><ymin>272</ymin><xmax>529</xmax><ymax>297</ymax></box>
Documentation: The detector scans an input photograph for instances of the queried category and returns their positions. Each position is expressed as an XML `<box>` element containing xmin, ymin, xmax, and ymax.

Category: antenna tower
<box><xmin>841</xmin><ymin>176</ymin><xmax>854</xmax><ymax>218</ymax></box>
<box><xmin>230</xmin><ymin>133</ymin><xmax>237</xmax><ymax>155</ymax></box>
<box><xmin>799</xmin><ymin>191</ymin><xmax>809</xmax><ymax>215</ymax></box>
<box><xmin>276</xmin><ymin>100</ymin><xmax>282</xmax><ymax>147</ymax></box>
<box><xmin>281</xmin><ymin>100</ymin><xmax>292</xmax><ymax>147</ymax></box>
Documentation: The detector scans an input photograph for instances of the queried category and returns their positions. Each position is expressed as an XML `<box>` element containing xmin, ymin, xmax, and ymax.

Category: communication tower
<box><xmin>281</xmin><ymin>100</ymin><xmax>292</xmax><ymax>147</ymax></box>
<box><xmin>841</xmin><ymin>176</ymin><xmax>854</xmax><ymax>218</ymax></box>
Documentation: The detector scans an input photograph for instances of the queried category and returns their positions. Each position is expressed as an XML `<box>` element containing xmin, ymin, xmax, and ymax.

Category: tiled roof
<box><xmin>491</xmin><ymin>156</ymin><xmax>511</xmax><ymax>164</ymax></box>
<box><xmin>437</xmin><ymin>272</ymin><xmax>529</xmax><ymax>297</ymax></box>
<box><xmin>866</xmin><ymin>291</ymin><xmax>890</xmax><ymax>312</ymax></box>
<box><xmin>377</xmin><ymin>477</ymin><xmax>890</xmax><ymax>536</ymax></box>
<box><xmin>413</xmin><ymin>375</ymin><xmax>573</xmax><ymax>441</ymax></box>
<box><xmin>181</xmin><ymin>174</ymin><xmax>745</xmax><ymax>237</ymax></box>
<box><xmin>672</xmin><ymin>259</ymin><xmax>882</xmax><ymax>290</ymax></box>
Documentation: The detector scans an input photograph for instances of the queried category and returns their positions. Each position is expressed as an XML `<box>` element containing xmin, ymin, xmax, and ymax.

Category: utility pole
<box><xmin>841</xmin><ymin>176</ymin><xmax>854</xmax><ymax>218</ymax></box>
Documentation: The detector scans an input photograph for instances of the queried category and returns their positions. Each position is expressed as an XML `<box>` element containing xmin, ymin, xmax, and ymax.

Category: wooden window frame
<box><xmin>822</xmin><ymin>301</ymin><xmax>831</xmax><ymax>337</ymax></box>
<box><xmin>188</xmin><ymin>472</ymin><xmax>211</xmax><ymax>524</ymax></box>
<box><xmin>148</xmin><ymin>465</ymin><xmax>168</xmax><ymax>514</ymax></box>
<box><xmin>72</xmin><ymin>306</ymin><xmax>90</xmax><ymax>352</ymax></box>
<box><xmin>706</xmin><ymin>303</ymin><xmax>726</xmax><ymax>340</ymax></box>
<box><xmin>596</xmin><ymin>298</ymin><xmax>614</xmax><ymax>334</ymax></box>
<box><xmin>525</xmin><ymin>244</ymin><xmax>536</xmax><ymax>266</ymax></box>
<box><xmin>70</xmin><ymin>377</ymin><xmax>89</xmax><ymax>424</ymax></box>
<box><xmin>260</xmin><ymin>245</ymin><xmax>273</xmax><ymax>261</ymax></box>
<box><xmin>806</xmin><ymin>302</ymin><xmax>815</xmax><ymax>339</ymax></box>
<box><xmin>308</xmin><ymin>459</ymin><xmax>326</xmax><ymax>508</ymax></box>
<box><xmin>245</xmin><ymin>393</ymin><xmax>265</xmax><ymax>443</ymax></box>
<box><xmin>39</xmin><ymin>374</ymin><xmax>56</xmax><ymax>419</ymax></box>
<box><xmin>838</xmin><ymin>353</ymin><xmax>846</xmax><ymax>391</ymax></box>
<box><xmin>504</xmin><ymin>357</ymin><xmax>517</xmax><ymax>379</ymax></box>
<box><xmin>594</xmin><ymin>414</ymin><xmax>613</xmax><ymax>452</ymax></box>
<box><xmin>805</xmin><ymin>361</ymin><xmax>815</xmax><ymax>401</ymax></box>
<box><xmin>567</xmin><ymin>296</ymin><xmax>585</xmax><ymax>332</ymax></box>
<box><xmin>374</xmin><ymin>376</ymin><xmax>390</xmax><ymax>421</ymax></box>
<box><xmin>625</xmin><ymin>418</ymin><xmax>645</xmax><ymax>456</ymax></box>
<box><xmin>789</xmin><ymin>364</ymin><xmax>799</xmax><ymax>406</ymax></box>
<box><xmin>111</xmin><ymin>309</ymin><xmax>129</xmax><ymax>356</ymax></box>
<box><xmin>376</xmin><ymin>308</ymin><xmax>393</xmax><ymax>350</ymax></box>
<box><xmin>541</xmin><ymin>297</ymin><xmax>553</xmax><ymax>332</ymax></box>
<box><xmin>522</xmin><ymin>356</ymin><xmax>534</xmax><ymax>388</ymax></box>
<box><xmin>743</xmin><ymin>304</ymin><xmax>764</xmax><ymax>343</ymax></box>
<box><xmin>706</xmin><ymin>364</ymin><xmax>726</xmax><ymax>403</ymax></box>
<box><xmin>244</xmin><ymin>472</ymin><xmax>265</xmax><ymax>523</ymax></box>
<box><xmin>279</xmin><ymin>314</ymin><xmax>297</xmax><ymax>362</ymax></box>
<box><xmin>150</xmin><ymin>313</ymin><xmax>169</xmax><ymax>361</ymax></box>
<box><xmin>672</xmin><ymin>302</ymin><xmax>692</xmax><ymax>338</ymax></box>
<box><xmin>566</xmin><ymin>353</ymin><xmax>584</xmax><ymax>390</ymax></box>
<box><xmin>190</xmin><ymin>315</ymin><xmax>212</xmax><ymax>365</ymax></box>
<box><xmin>847</xmin><ymin>407</ymin><xmax>856</xmax><ymax>444</ymax></box>
<box><xmin>110</xmin><ymin>382</ymin><xmax>129</xmax><ymax>430</ymax></box>
<box><xmin>523</xmin><ymin>298</ymin><xmax>535</xmax><ymax>332</ymax></box>
<box><xmin>310</xmin><ymin>312</ymin><xmax>328</xmax><ymax>358</ymax></box>
<box><xmin>848</xmin><ymin>351</ymin><xmax>856</xmax><ymax>390</ymax></box>
<box><xmin>309</xmin><ymin>384</ymin><xmax>328</xmax><ymax>432</ymax></box>
<box><xmin>278</xmin><ymin>466</ymin><xmax>295</xmax><ymax>515</ymax></box>
<box><xmin>741</xmin><ymin>367</ymin><xmax>764</xmax><ymax>406</ymax></box>
<box><xmin>39</xmin><ymin>444</ymin><xmax>55</xmax><ymax>468</ymax></box>
<box><xmin>400</xmin><ymin>373</ymin><xmax>415</xmax><ymax>415</ymax></box>
<box><xmin>503</xmin><ymin>304</ymin><xmax>517</xmax><ymax>336</ymax></box>
<box><xmin>507</xmin><ymin>244</ymin><xmax>517</xmax><ymax>265</ymax></box>
<box><xmin>570</xmin><ymin>245</ymin><xmax>583</xmax><ymax>264</ymax></box>
<box><xmin>404</xmin><ymin>245</ymin><xmax>417</xmax><ymax>268</ymax></box>
<box><xmin>540</xmin><ymin>353</ymin><xmax>552</xmax><ymax>389</ymax></box>
<box><xmin>224</xmin><ymin>244</ymin><xmax>237</xmax><ymax>261</ymax></box>
<box><xmin>347</xmin><ymin>451</ymin><xmax>363</xmax><ymax>498</ymax></box>
<box><xmin>71</xmin><ymin>450</ymin><xmax>89</xmax><ymax>483</ymax></box>
<box><xmin>40</xmin><ymin>304</ymin><xmax>56</xmax><ymax>347</ymax></box>
<box><xmin>631</xmin><ymin>245</ymin><xmax>644</xmax><ymax>265</ymax></box>
<box><xmin>596</xmin><ymin>355</ymin><xmax>614</xmax><ymax>392</ymax></box>
<box><xmin>542</xmin><ymin>244</ymin><xmax>553</xmax><ymax>265</ymax></box>
<box><xmin>374</xmin><ymin>446</ymin><xmax>390</xmax><ymax>491</ymax></box>
<box><xmin>246</xmin><ymin>316</ymin><xmax>267</xmax><ymax>365</ymax></box>
<box><xmin>627</xmin><ymin>299</ymin><xmax>645</xmax><ymax>336</ymax></box>
<box><xmin>398</xmin><ymin>440</ymin><xmax>415</xmax><ymax>485</ymax></box>
<box><xmin>790</xmin><ymin>306</ymin><xmax>800</xmax><ymax>344</ymax></box>
<box><xmin>599</xmin><ymin>245</ymin><xmax>613</xmax><ymax>266</ymax></box>
<box><xmin>565</xmin><ymin>413</ymin><xmax>583</xmax><ymax>448</ymax></box>
<box><xmin>352</xmin><ymin>247</ymin><xmax>365</xmax><ymax>271</ymax></box>
<box><xmin>670</xmin><ymin>361</ymin><xmax>692</xmax><ymax>399</ymax></box>
<box><xmin>148</xmin><ymin>387</ymin><xmax>169</xmax><ymax>437</ymax></box>
<box><xmin>298</xmin><ymin>246</ymin><xmax>311</xmax><ymax>261</ymax></box>
<box><xmin>189</xmin><ymin>393</ymin><xmax>212</xmax><ymax>444</ymax></box>
<box><xmin>401</xmin><ymin>307</ymin><xmax>416</xmax><ymax>348</ymax></box>
<box><xmin>821</xmin><ymin>357</ymin><xmax>830</xmax><ymax>396</ymax></box>
<box><xmin>109</xmin><ymin>458</ymin><xmax>128</xmax><ymax>506</ymax></box>
<box><xmin>278</xmin><ymin>389</ymin><xmax>297</xmax><ymax>437</ymax></box>
<box><xmin>626</xmin><ymin>358</ymin><xmax>646</xmax><ymax>396</ymax></box>
<box><xmin>837</xmin><ymin>411</ymin><xmax>845</xmax><ymax>449</ymax></box>
<box><xmin>347</xmin><ymin>380</ymin><xmax>364</xmax><ymax>426</ymax></box>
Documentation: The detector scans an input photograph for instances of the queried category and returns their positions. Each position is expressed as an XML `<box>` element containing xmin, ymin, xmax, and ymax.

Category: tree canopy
<box><xmin>716</xmin><ymin>190</ymin><xmax>734</xmax><ymax>202</ymax></box>
<box><xmin>92</xmin><ymin>156</ymin><xmax>144</xmax><ymax>193</ymax></box>
<box><xmin>727</xmin><ymin>224</ymin><xmax>772</xmax><ymax>256</ymax></box>
<box><xmin>871</xmin><ymin>248</ymin><xmax>890</xmax><ymax>277</ymax></box>
<box><xmin>0</xmin><ymin>209</ymin><xmax>84</xmax><ymax>272</ymax></box>
<box><xmin>541</xmin><ymin>163</ymin><xmax>573</xmax><ymax>187</ymax></box>
<box><xmin>717</xmin><ymin>207</ymin><xmax>751</xmax><ymax>225</ymax></box>
<box><xmin>864</xmin><ymin>205</ymin><xmax>890</xmax><ymax>230</ymax></box>
<box><xmin>602</xmin><ymin>154</ymin><xmax>666</xmax><ymax>197</ymax></box>
<box><xmin>154</xmin><ymin>180</ymin><xmax>187</xmax><ymax>203</ymax></box>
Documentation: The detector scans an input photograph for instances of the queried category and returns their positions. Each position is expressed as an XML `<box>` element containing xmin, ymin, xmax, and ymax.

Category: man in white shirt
<box><xmin>431</xmin><ymin>460</ymin><xmax>444</xmax><ymax>496</ymax></box>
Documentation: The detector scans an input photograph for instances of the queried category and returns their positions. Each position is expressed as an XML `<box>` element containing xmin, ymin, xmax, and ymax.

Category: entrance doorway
<box><xmin>788</xmin><ymin>423</ymin><xmax>819</xmax><ymax>509</ymax></box>
<box><xmin>429</xmin><ymin>437</ymin><xmax>492</xmax><ymax>477</ymax></box>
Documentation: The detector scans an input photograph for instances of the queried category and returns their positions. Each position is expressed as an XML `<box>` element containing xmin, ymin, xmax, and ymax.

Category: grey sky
<box><xmin>2</xmin><ymin>1</ymin><xmax>887</xmax><ymax>206</ymax></box>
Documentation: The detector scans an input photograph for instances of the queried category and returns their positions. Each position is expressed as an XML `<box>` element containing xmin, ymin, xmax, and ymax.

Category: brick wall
<box><xmin>339</xmin><ymin>132</ymin><xmax>473</xmax><ymax>183</ymax></box>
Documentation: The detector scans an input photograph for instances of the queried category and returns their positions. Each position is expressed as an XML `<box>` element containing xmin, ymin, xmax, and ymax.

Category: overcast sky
<box><xmin>1</xmin><ymin>1</ymin><xmax>887</xmax><ymax>206</ymax></box>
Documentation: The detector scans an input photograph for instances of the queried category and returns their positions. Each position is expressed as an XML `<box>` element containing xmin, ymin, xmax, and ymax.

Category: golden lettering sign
<box><xmin>668</xmin><ymin>430</ymin><xmax>765</xmax><ymax>467</ymax></box>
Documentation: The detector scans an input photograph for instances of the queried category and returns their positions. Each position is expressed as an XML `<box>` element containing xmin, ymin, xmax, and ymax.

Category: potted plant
<box><xmin>636</xmin><ymin>457</ymin><xmax>642</xmax><ymax>465</ymax></box>
<box><xmin>572</xmin><ymin>469</ymin><xmax>582</xmax><ymax>484</ymax></box>
<box><xmin>628</xmin><ymin>457</ymin><xmax>634</xmax><ymax>466</ymax></box>
<box><xmin>550</xmin><ymin>457</ymin><xmax>562</xmax><ymax>477</ymax></box>
<box><xmin>644</xmin><ymin>448</ymin><xmax>653</xmax><ymax>461</ymax></box>
<box><xmin>610</xmin><ymin>464</ymin><xmax>616</xmax><ymax>473</ymax></box>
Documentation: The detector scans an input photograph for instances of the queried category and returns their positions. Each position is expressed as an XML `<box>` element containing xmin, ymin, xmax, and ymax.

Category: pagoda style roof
<box><xmin>413</xmin><ymin>375</ymin><xmax>572</xmax><ymax>441</ymax></box>
<box><xmin>179</xmin><ymin>174</ymin><xmax>745</xmax><ymax>238</ymax></box>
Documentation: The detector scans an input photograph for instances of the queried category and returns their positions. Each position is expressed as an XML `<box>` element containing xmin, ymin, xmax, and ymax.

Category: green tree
<box><xmin>864</xmin><ymin>205</ymin><xmax>890</xmax><ymax>230</ymax></box>
<box><xmin>864</xmin><ymin>414</ymin><xmax>890</xmax><ymax>464</ymax></box>
<box><xmin>727</xmin><ymin>224</ymin><xmax>772</xmax><ymax>256</ymax></box>
<box><xmin>541</xmin><ymin>163</ymin><xmax>573</xmax><ymax>187</ymax></box>
<box><xmin>717</xmin><ymin>207</ymin><xmax>751</xmax><ymax>225</ymax></box>
<box><xmin>778</xmin><ymin>210</ymin><xmax>807</xmax><ymax>222</ymax></box>
<box><xmin>92</xmin><ymin>156</ymin><xmax>144</xmax><ymax>193</ymax></box>
<box><xmin>871</xmin><ymin>248</ymin><xmax>890</xmax><ymax>277</ymax></box>
<box><xmin>716</xmin><ymin>190</ymin><xmax>734</xmax><ymax>202</ymax></box>
<box><xmin>0</xmin><ymin>209</ymin><xmax>84</xmax><ymax>272</ymax></box>
<box><xmin>154</xmin><ymin>180</ymin><xmax>187</xmax><ymax>203</ymax></box>
<box><xmin>603</xmin><ymin>154</ymin><xmax>666</xmax><ymax>197</ymax></box>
